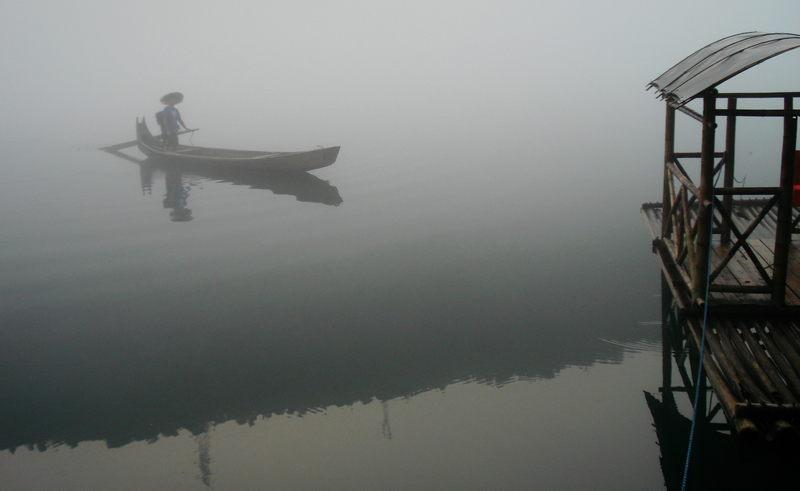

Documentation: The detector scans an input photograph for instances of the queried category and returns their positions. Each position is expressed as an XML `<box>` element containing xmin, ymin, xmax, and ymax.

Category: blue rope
<box><xmin>680</xmin><ymin>188</ymin><xmax>716</xmax><ymax>491</ymax></box>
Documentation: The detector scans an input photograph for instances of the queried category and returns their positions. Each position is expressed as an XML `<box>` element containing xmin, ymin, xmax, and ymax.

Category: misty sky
<box><xmin>2</xmin><ymin>0</ymin><xmax>800</xmax><ymax>172</ymax></box>
<box><xmin>2</xmin><ymin>7</ymin><xmax>800</xmax><ymax>483</ymax></box>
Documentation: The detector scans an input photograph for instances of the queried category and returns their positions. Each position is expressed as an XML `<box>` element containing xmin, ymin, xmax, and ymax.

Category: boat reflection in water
<box><xmin>138</xmin><ymin>162</ymin><xmax>343</xmax><ymax>222</ymax></box>
<box><xmin>125</xmin><ymin>151</ymin><xmax>343</xmax><ymax>221</ymax></box>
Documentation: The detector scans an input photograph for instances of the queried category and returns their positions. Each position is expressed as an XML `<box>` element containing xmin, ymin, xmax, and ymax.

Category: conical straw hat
<box><xmin>160</xmin><ymin>92</ymin><xmax>184</xmax><ymax>105</ymax></box>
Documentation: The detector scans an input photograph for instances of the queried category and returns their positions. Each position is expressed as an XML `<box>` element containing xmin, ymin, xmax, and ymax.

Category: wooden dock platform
<box><xmin>641</xmin><ymin>33</ymin><xmax>800</xmax><ymax>449</ymax></box>
<box><xmin>643</xmin><ymin>201</ymin><xmax>800</xmax><ymax>443</ymax></box>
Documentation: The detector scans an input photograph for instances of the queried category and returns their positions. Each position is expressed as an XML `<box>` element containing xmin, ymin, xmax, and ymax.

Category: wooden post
<box><xmin>692</xmin><ymin>91</ymin><xmax>717</xmax><ymax>305</ymax></box>
<box><xmin>721</xmin><ymin>98</ymin><xmax>737</xmax><ymax>244</ymax></box>
<box><xmin>687</xmin><ymin>330</ymin><xmax>708</xmax><ymax>417</ymax></box>
<box><xmin>662</xmin><ymin>103</ymin><xmax>676</xmax><ymax>239</ymax></box>
<box><xmin>661</xmin><ymin>274</ymin><xmax>674</xmax><ymax>398</ymax></box>
<box><xmin>772</xmin><ymin>97</ymin><xmax>797</xmax><ymax>305</ymax></box>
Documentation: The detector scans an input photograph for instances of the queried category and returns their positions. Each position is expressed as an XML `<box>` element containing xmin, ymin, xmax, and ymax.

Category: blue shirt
<box><xmin>162</xmin><ymin>106</ymin><xmax>181</xmax><ymax>133</ymax></box>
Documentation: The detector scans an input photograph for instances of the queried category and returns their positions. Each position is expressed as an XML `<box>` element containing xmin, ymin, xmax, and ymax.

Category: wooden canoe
<box><xmin>136</xmin><ymin>118</ymin><xmax>340</xmax><ymax>172</ymax></box>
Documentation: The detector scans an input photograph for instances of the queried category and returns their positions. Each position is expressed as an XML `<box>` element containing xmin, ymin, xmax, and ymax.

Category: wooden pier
<box><xmin>642</xmin><ymin>33</ymin><xmax>800</xmax><ymax>444</ymax></box>
<box><xmin>644</xmin><ymin>202</ymin><xmax>800</xmax><ymax>443</ymax></box>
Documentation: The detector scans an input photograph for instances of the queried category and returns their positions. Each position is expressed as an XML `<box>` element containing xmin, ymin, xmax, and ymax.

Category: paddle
<box><xmin>99</xmin><ymin>128</ymin><xmax>198</xmax><ymax>152</ymax></box>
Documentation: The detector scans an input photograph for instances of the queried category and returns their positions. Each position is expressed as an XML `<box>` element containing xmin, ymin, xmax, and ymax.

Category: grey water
<box><xmin>0</xmin><ymin>131</ymin><xmax>670</xmax><ymax>490</ymax></box>
<box><xmin>0</xmin><ymin>121</ymin><xmax>784</xmax><ymax>491</ymax></box>
<box><xmin>7</xmin><ymin>2</ymin><xmax>800</xmax><ymax>488</ymax></box>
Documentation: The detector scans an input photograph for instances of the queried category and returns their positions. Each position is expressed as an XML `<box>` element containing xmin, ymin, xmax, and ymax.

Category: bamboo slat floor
<box><xmin>684</xmin><ymin>316</ymin><xmax>800</xmax><ymax>444</ymax></box>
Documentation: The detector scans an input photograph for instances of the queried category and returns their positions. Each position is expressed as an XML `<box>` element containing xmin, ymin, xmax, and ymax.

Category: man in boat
<box><xmin>160</xmin><ymin>92</ymin><xmax>190</xmax><ymax>151</ymax></box>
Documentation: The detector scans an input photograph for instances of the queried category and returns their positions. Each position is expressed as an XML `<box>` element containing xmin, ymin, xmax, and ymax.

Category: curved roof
<box><xmin>648</xmin><ymin>32</ymin><xmax>800</xmax><ymax>106</ymax></box>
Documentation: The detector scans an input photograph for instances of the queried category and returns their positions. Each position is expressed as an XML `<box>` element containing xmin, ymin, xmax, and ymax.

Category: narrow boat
<box><xmin>135</xmin><ymin>118</ymin><xmax>340</xmax><ymax>172</ymax></box>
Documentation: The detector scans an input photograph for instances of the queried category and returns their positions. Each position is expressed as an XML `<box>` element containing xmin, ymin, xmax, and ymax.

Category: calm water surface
<box><xmin>0</xmin><ymin>137</ymin><xmax>782</xmax><ymax>490</ymax></box>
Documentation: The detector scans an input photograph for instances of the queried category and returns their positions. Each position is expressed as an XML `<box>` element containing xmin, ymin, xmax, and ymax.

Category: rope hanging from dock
<box><xmin>681</xmin><ymin>184</ymin><xmax>716</xmax><ymax>491</ymax></box>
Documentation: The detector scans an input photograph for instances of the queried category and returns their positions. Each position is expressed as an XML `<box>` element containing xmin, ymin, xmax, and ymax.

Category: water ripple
<box><xmin>599</xmin><ymin>337</ymin><xmax>663</xmax><ymax>353</ymax></box>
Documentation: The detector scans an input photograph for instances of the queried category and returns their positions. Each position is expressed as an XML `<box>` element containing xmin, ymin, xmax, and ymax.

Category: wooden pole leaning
<box><xmin>772</xmin><ymin>97</ymin><xmax>797</xmax><ymax>305</ymax></box>
<box><xmin>692</xmin><ymin>91</ymin><xmax>717</xmax><ymax>306</ymax></box>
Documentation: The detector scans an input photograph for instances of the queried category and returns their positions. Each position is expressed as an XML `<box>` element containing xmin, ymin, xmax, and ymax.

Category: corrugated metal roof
<box><xmin>648</xmin><ymin>32</ymin><xmax>800</xmax><ymax>106</ymax></box>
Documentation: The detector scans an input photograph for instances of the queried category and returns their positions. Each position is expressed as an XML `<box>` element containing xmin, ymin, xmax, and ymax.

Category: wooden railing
<box><xmin>660</xmin><ymin>155</ymin><xmax>780</xmax><ymax>295</ymax></box>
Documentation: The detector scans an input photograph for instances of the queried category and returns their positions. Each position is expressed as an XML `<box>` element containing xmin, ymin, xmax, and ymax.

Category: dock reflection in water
<box><xmin>646</xmin><ymin>275</ymin><xmax>800</xmax><ymax>490</ymax></box>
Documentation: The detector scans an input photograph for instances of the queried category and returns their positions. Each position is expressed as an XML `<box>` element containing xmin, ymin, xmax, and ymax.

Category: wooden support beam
<box><xmin>722</xmin><ymin>98</ymin><xmax>737</xmax><ymax>244</ymax></box>
<box><xmin>688</xmin><ymin>334</ymin><xmax>708</xmax><ymax>416</ymax></box>
<box><xmin>663</xmin><ymin>238</ymin><xmax>693</xmax><ymax>288</ymax></box>
<box><xmin>653</xmin><ymin>244</ymin><xmax>691</xmax><ymax>312</ymax></box>
<box><xmin>666</xmin><ymin>160</ymin><xmax>700</xmax><ymax>197</ymax></box>
<box><xmin>791</xmin><ymin>212</ymin><xmax>800</xmax><ymax>230</ymax></box>
<box><xmin>715</xmin><ymin>109</ymin><xmax>800</xmax><ymax>117</ymax></box>
<box><xmin>713</xmin><ymin>154</ymin><xmax>727</xmax><ymax>177</ymax></box>
<box><xmin>661</xmin><ymin>289</ymin><xmax>674</xmax><ymax>401</ymax></box>
<box><xmin>673</xmin><ymin>152</ymin><xmax>724</xmax><ymax>159</ymax></box>
<box><xmin>717</xmin><ymin>91</ymin><xmax>800</xmax><ymax>99</ymax></box>
<box><xmin>772</xmin><ymin>98</ymin><xmax>797</xmax><ymax>305</ymax></box>
<box><xmin>692</xmin><ymin>91</ymin><xmax>716</xmax><ymax>304</ymax></box>
<box><xmin>672</xmin><ymin>158</ymin><xmax>692</xmax><ymax>181</ymax></box>
<box><xmin>662</xmin><ymin>103</ymin><xmax>675</xmax><ymax>239</ymax></box>
<box><xmin>677</xmin><ymin>104</ymin><xmax>703</xmax><ymax>122</ymax></box>
<box><xmin>667</xmin><ymin>175</ymin><xmax>678</xmax><ymax>241</ymax></box>
<box><xmin>681</xmin><ymin>187</ymin><xmax>696</xmax><ymax>271</ymax></box>
<box><xmin>676</xmin><ymin>204</ymin><xmax>701</xmax><ymax>268</ymax></box>
<box><xmin>708</xmin><ymin>194</ymin><xmax>778</xmax><ymax>285</ymax></box>
<box><xmin>673</xmin><ymin>186</ymin><xmax>683</xmax><ymax>258</ymax></box>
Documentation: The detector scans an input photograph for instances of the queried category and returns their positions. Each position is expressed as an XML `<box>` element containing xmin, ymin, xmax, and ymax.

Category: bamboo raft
<box><xmin>643</xmin><ymin>202</ymin><xmax>800</xmax><ymax>443</ymax></box>
<box><xmin>641</xmin><ymin>32</ymin><xmax>800</xmax><ymax>446</ymax></box>
<box><xmin>684</xmin><ymin>315</ymin><xmax>800</xmax><ymax>444</ymax></box>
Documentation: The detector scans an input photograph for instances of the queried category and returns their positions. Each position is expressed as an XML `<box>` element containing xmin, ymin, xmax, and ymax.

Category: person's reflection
<box><xmin>163</xmin><ymin>169</ymin><xmax>193</xmax><ymax>222</ymax></box>
<box><xmin>140</xmin><ymin>164</ymin><xmax>153</xmax><ymax>195</ymax></box>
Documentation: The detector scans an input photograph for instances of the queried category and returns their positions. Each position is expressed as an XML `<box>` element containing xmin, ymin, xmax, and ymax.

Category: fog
<box><xmin>1</xmin><ymin>2</ymin><xmax>799</xmax><ymax>252</ymax></box>
<box><xmin>5</xmin><ymin>4</ymin><xmax>800</xmax><ymax>488</ymax></box>
<box><xmin>4</xmin><ymin>1</ymin><xmax>800</xmax><ymax>163</ymax></box>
